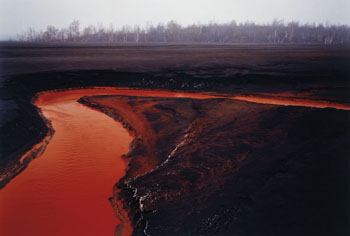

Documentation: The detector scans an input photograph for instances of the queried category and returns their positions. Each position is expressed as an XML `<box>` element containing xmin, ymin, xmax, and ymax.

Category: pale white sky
<box><xmin>0</xmin><ymin>0</ymin><xmax>349</xmax><ymax>38</ymax></box>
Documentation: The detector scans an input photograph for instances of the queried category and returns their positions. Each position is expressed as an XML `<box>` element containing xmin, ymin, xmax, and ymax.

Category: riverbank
<box><xmin>80</xmin><ymin>95</ymin><xmax>349</xmax><ymax>235</ymax></box>
<box><xmin>0</xmin><ymin>89</ymin><xmax>136</xmax><ymax>236</ymax></box>
<box><xmin>1</xmin><ymin>44</ymin><xmax>349</xmax><ymax>170</ymax></box>
<box><xmin>1</xmin><ymin>43</ymin><xmax>349</xmax><ymax>235</ymax></box>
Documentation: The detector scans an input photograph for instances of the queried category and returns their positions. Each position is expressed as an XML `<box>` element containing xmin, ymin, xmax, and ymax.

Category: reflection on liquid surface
<box><xmin>0</xmin><ymin>88</ymin><xmax>214</xmax><ymax>236</ymax></box>
<box><xmin>0</xmin><ymin>87</ymin><xmax>347</xmax><ymax>236</ymax></box>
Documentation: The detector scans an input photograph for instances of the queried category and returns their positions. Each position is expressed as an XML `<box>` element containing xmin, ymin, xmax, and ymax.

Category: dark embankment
<box><xmin>0</xmin><ymin>89</ymin><xmax>135</xmax><ymax>236</ymax></box>
<box><xmin>1</xmin><ymin>43</ymin><xmax>350</xmax><ymax>176</ymax></box>
<box><xmin>80</xmin><ymin>95</ymin><xmax>349</xmax><ymax>235</ymax></box>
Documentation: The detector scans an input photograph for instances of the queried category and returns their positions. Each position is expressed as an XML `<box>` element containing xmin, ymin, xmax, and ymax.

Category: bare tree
<box><xmin>166</xmin><ymin>21</ymin><xmax>181</xmax><ymax>42</ymax></box>
<box><xmin>17</xmin><ymin>20</ymin><xmax>350</xmax><ymax>44</ymax></box>
<box><xmin>43</xmin><ymin>25</ymin><xmax>58</xmax><ymax>41</ymax></box>
<box><xmin>68</xmin><ymin>20</ymin><xmax>80</xmax><ymax>41</ymax></box>
<box><xmin>134</xmin><ymin>25</ymin><xmax>140</xmax><ymax>43</ymax></box>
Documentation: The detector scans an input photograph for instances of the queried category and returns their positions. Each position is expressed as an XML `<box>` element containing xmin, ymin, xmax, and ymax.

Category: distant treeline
<box><xmin>17</xmin><ymin>20</ymin><xmax>350</xmax><ymax>44</ymax></box>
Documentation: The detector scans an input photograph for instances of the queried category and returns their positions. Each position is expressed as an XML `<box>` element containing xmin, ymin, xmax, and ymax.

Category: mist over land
<box><xmin>1</xmin><ymin>0</ymin><xmax>349</xmax><ymax>40</ymax></box>
<box><xmin>0</xmin><ymin>1</ymin><xmax>349</xmax><ymax>236</ymax></box>
<box><xmin>15</xmin><ymin>20</ymin><xmax>350</xmax><ymax>44</ymax></box>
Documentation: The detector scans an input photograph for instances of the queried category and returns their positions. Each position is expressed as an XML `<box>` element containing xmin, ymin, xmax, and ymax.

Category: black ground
<box><xmin>0</xmin><ymin>43</ymin><xmax>349</xmax><ymax>235</ymax></box>
<box><xmin>81</xmin><ymin>95</ymin><xmax>349</xmax><ymax>236</ymax></box>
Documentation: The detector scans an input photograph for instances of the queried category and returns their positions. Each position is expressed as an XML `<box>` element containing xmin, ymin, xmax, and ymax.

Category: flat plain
<box><xmin>0</xmin><ymin>43</ymin><xmax>349</xmax><ymax>235</ymax></box>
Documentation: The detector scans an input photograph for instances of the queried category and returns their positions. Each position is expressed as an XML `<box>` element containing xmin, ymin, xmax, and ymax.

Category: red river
<box><xmin>0</xmin><ymin>88</ymin><xmax>214</xmax><ymax>236</ymax></box>
<box><xmin>0</xmin><ymin>87</ymin><xmax>348</xmax><ymax>236</ymax></box>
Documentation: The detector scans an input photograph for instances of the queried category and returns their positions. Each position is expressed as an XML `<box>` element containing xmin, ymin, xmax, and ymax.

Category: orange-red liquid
<box><xmin>0</xmin><ymin>87</ymin><xmax>348</xmax><ymax>236</ymax></box>
<box><xmin>0</xmin><ymin>88</ymin><xmax>214</xmax><ymax>236</ymax></box>
<box><xmin>233</xmin><ymin>95</ymin><xmax>350</xmax><ymax>110</ymax></box>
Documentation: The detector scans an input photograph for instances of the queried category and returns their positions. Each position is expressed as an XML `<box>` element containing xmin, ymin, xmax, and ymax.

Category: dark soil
<box><xmin>0</xmin><ymin>43</ymin><xmax>349</xmax><ymax>234</ymax></box>
<box><xmin>80</xmin><ymin>95</ymin><xmax>350</xmax><ymax>236</ymax></box>
<box><xmin>1</xmin><ymin>43</ymin><xmax>349</xmax><ymax>166</ymax></box>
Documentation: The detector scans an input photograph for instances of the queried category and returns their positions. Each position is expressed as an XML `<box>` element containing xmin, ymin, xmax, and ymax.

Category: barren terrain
<box><xmin>0</xmin><ymin>43</ymin><xmax>349</xmax><ymax>235</ymax></box>
<box><xmin>80</xmin><ymin>95</ymin><xmax>349</xmax><ymax>235</ymax></box>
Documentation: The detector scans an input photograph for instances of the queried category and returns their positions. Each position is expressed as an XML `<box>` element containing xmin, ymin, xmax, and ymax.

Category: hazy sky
<box><xmin>0</xmin><ymin>0</ymin><xmax>349</xmax><ymax>37</ymax></box>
